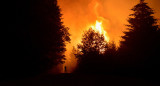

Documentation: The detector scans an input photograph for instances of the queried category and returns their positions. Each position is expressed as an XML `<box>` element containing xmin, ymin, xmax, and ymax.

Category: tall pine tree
<box><xmin>25</xmin><ymin>0</ymin><xmax>70</xmax><ymax>74</ymax></box>
<box><xmin>119</xmin><ymin>0</ymin><xmax>160</xmax><ymax>68</ymax></box>
<box><xmin>4</xmin><ymin>0</ymin><xmax>70</xmax><ymax>80</ymax></box>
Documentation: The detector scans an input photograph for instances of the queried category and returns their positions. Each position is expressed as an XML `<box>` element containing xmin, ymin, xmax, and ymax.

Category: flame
<box><xmin>57</xmin><ymin>0</ymin><xmax>160</xmax><ymax>73</ymax></box>
<box><xmin>90</xmin><ymin>20</ymin><xmax>109</xmax><ymax>42</ymax></box>
<box><xmin>57</xmin><ymin>0</ymin><xmax>111</xmax><ymax>73</ymax></box>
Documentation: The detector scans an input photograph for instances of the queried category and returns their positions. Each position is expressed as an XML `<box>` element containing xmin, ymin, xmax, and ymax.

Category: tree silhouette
<box><xmin>74</xmin><ymin>28</ymin><xmax>108</xmax><ymax>73</ymax></box>
<box><xmin>104</xmin><ymin>42</ymin><xmax>117</xmax><ymax>66</ymax></box>
<box><xmin>119</xmin><ymin>0</ymin><xmax>160</xmax><ymax>75</ymax></box>
<box><xmin>105</xmin><ymin>42</ymin><xmax>117</xmax><ymax>58</ymax></box>
<box><xmin>4</xmin><ymin>0</ymin><xmax>70</xmax><ymax>80</ymax></box>
<box><xmin>30</xmin><ymin>0</ymin><xmax>70</xmax><ymax>67</ymax></box>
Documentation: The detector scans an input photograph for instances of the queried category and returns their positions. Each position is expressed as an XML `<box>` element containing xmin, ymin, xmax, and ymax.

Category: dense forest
<box><xmin>2</xmin><ymin>0</ymin><xmax>160</xmax><ymax>85</ymax></box>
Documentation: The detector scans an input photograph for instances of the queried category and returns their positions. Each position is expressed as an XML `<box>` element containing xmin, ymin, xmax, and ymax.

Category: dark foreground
<box><xmin>1</xmin><ymin>74</ymin><xmax>159</xmax><ymax>86</ymax></box>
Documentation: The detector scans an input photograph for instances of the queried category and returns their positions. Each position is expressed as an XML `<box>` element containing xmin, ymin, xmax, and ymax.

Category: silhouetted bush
<box><xmin>74</xmin><ymin>28</ymin><xmax>118</xmax><ymax>74</ymax></box>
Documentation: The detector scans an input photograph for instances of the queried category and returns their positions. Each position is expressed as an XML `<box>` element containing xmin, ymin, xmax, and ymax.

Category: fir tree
<box><xmin>4</xmin><ymin>0</ymin><xmax>70</xmax><ymax>79</ymax></box>
<box><xmin>119</xmin><ymin>0</ymin><xmax>159</xmax><ymax>68</ymax></box>
<box><xmin>27</xmin><ymin>0</ymin><xmax>70</xmax><ymax>73</ymax></box>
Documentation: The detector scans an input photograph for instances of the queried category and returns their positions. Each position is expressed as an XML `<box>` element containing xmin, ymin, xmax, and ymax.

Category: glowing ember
<box><xmin>91</xmin><ymin>20</ymin><xmax>109</xmax><ymax>42</ymax></box>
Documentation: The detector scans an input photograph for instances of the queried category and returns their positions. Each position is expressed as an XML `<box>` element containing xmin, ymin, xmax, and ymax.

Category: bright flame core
<box><xmin>91</xmin><ymin>20</ymin><xmax>109</xmax><ymax>42</ymax></box>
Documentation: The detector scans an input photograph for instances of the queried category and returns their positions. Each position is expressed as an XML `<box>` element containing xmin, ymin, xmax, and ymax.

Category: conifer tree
<box><xmin>119</xmin><ymin>0</ymin><xmax>159</xmax><ymax>67</ymax></box>
<box><xmin>5</xmin><ymin>0</ymin><xmax>70</xmax><ymax>79</ymax></box>
<box><xmin>27</xmin><ymin>0</ymin><xmax>70</xmax><ymax>73</ymax></box>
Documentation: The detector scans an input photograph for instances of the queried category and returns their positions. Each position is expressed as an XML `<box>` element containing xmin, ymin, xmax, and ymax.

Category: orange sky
<box><xmin>57</xmin><ymin>0</ymin><xmax>160</xmax><ymax>73</ymax></box>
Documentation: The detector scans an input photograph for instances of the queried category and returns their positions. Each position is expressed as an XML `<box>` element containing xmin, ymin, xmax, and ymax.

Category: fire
<box><xmin>57</xmin><ymin>0</ymin><xmax>160</xmax><ymax>73</ymax></box>
<box><xmin>57</xmin><ymin>0</ymin><xmax>111</xmax><ymax>73</ymax></box>
<box><xmin>90</xmin><ymin>20</ymin><xmax>109</xmax><ymax>42</ymax></box>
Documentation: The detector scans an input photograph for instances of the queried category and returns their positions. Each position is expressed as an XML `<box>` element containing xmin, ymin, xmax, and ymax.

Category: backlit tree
<box><xmin>5</xmin><ymin>0</ymin><xmax>70</xmax><ymax>79</ymax></box>
<box><xmin>119</xmin><ymin>0</ymin><xmax>160</xmax><ymax>69</ymax></box>
<box><xmin>75</xmin><ymin>28</ymin><xmax>107</xmax><ymax>73</ymax></box>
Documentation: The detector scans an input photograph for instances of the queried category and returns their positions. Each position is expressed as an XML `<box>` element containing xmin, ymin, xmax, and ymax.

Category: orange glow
<box><xmin>57</xmin><ymin>0</ymin><xmax>160</xmax><ymax>73</ymax></box>
<box><xmin>57</xmin><ymin>0</ymin><xmax>112</xmax><ymax>73</ymax></box>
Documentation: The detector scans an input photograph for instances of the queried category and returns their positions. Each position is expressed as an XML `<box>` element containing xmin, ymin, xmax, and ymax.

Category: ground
<box><xmin>0</xmin><ymin>74</ymin><xmax>159</xmax><ymax>86</ymax></box>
